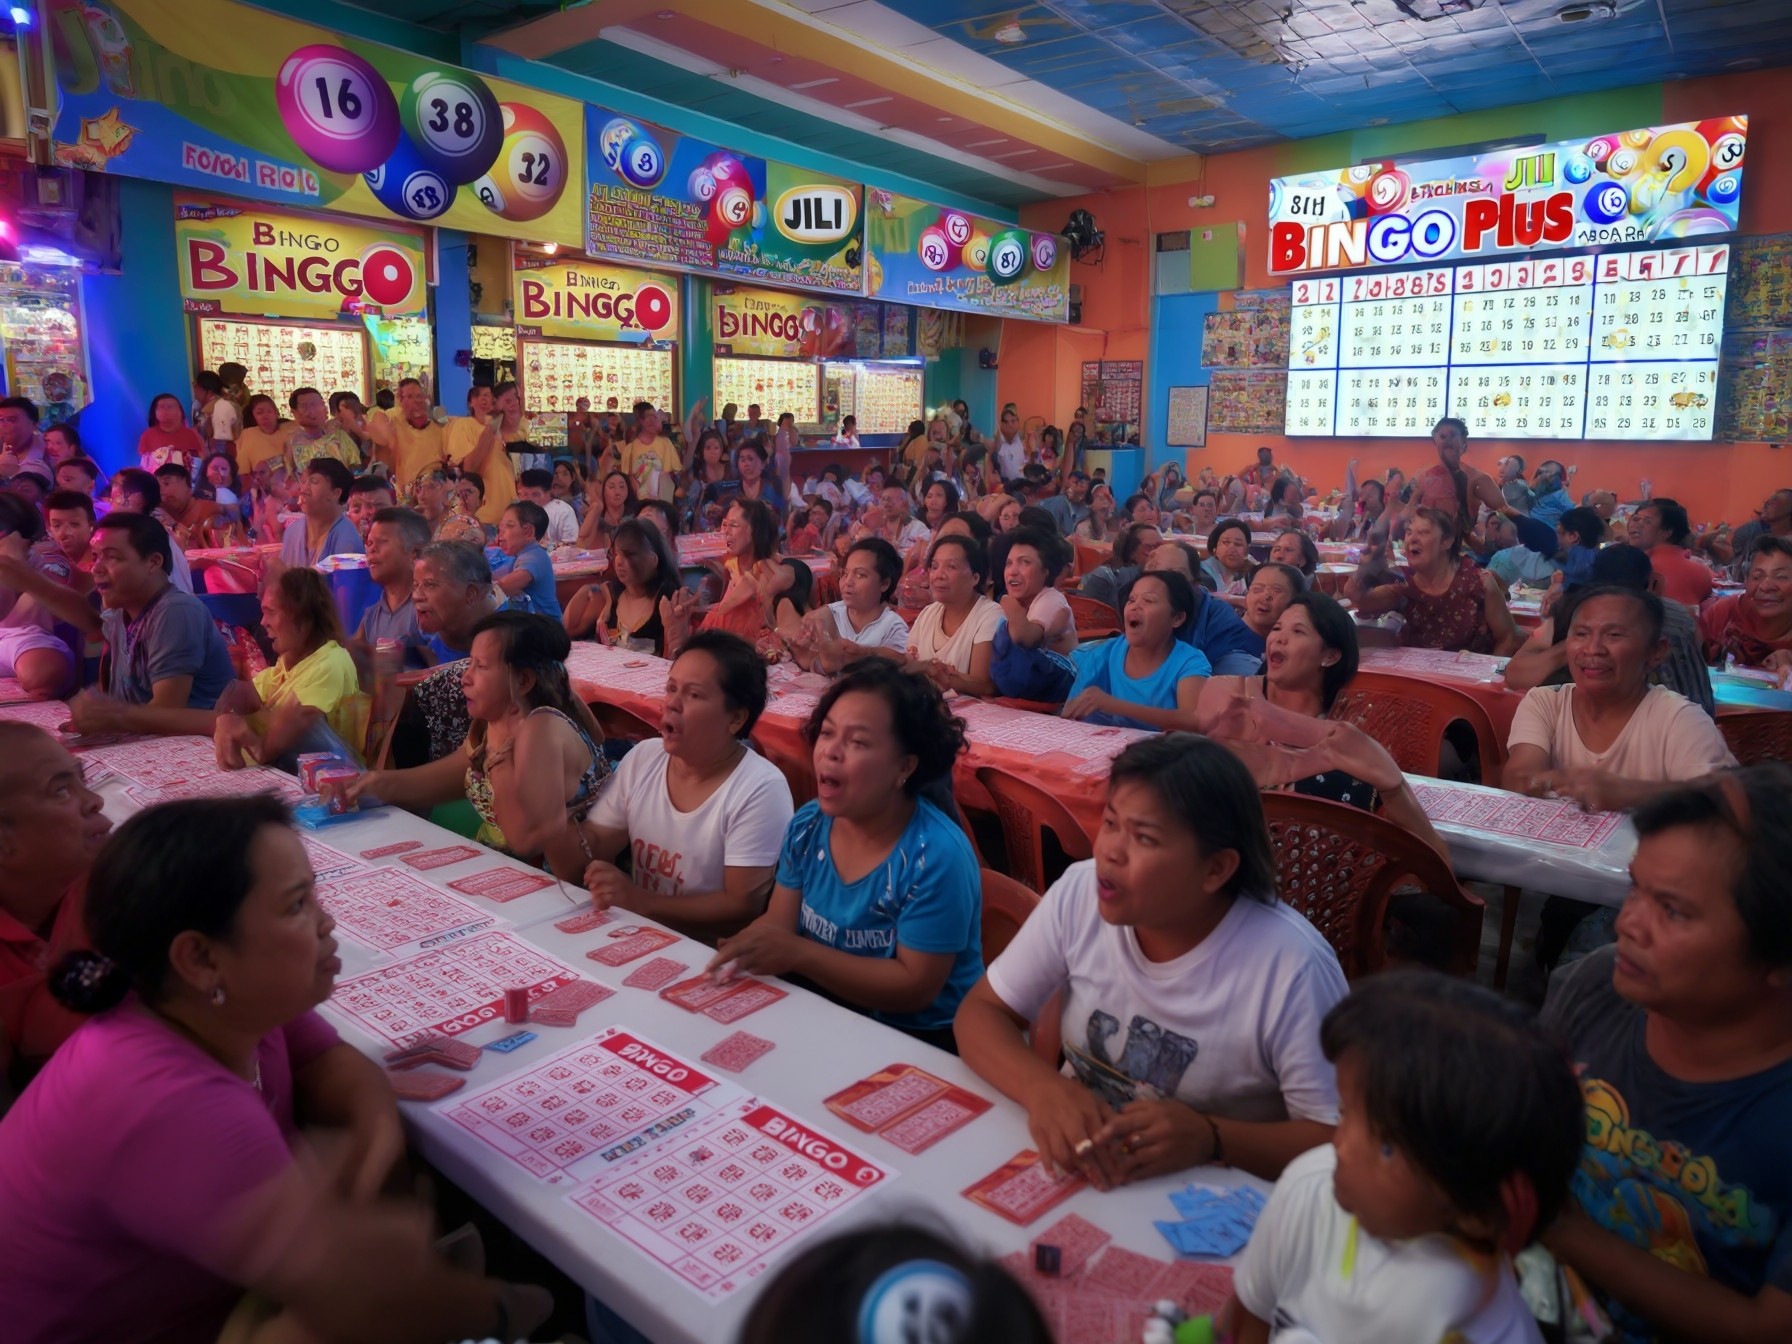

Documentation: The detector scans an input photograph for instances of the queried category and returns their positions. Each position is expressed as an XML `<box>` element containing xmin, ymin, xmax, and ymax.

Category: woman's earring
<box><xmin>211</xmin><ymin>985</ymin><xmax>227</xmax><ymax>1007</ymax></box>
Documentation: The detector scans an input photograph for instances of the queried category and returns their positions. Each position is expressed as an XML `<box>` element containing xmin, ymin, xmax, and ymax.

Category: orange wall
<box><xmin>1006</xmin><ymin>69</ymin><xmax>1792</xmax><ymax>524</ymax></box>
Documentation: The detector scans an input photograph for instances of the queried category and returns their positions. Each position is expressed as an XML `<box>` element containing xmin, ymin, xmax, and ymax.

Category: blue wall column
<box><xmin>80</xmin><ymin>177</ymin><xmax>190</xmax><ymax>476</ymax></box>
<box><xmin>1148</xmin><ymin>291</ymin><xmax>1220</xmax><ymax>473</ymax></box>
<box><xmin>433</xmin><ymin>230</ymin><xmax>473</xmax><ymax>414</ymax></box>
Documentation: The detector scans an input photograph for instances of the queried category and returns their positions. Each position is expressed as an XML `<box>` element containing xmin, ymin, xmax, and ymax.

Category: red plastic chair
<box><xmin>1066</xmin><ymin>592</ymin><xmax>1120</xmax><ymax>640</ymax></box>
<box><xmin>975</xmin><ymin>764</ymin><xmax>1096</xmax><ymax>894</ymax></box>
<box><xmin>980</xmin><ymin>867</ymin><xmax>1040</xmax><ymax>963</ymax></box>
<box><xmin>1262</xmin><ymin>792</ymin><xmax>1484</xmax><ymax>980</ymax></box>
<box><xmin>1717</xmin><ymin>710</ymin><xmax>1792</xmax><ymax>766</ymax></box>
<box><xmin>1072</xmin><ymin>540</ymin><xmax>1109</xmax><ymax>579</ymax></box>
<box><xmin>1328</xmin><ymin>669</ymin><xmax>1507</xmax><ymax>780</ymax></box>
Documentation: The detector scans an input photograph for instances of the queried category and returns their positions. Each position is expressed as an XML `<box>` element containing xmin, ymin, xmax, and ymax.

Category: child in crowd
<box><xmin>1230</xmin><ymin>970</ymin><xmax>1583</xmax><ymax>1344</ymax></box>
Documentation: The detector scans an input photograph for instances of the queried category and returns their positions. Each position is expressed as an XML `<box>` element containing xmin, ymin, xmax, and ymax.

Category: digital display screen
<box><xmin>1284</xmin><ymin>242</ymin><xmax>1729</xmax><ymax>440</ymax></box>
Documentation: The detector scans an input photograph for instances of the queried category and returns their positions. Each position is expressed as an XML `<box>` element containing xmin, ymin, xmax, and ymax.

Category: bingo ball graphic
<box><xmin>365</xmin><ymin>135</ymin><xmax>453</xmax><ymax>221</ymax></box>
<box><xmin>358</xmin><ymin>243</ymin><xmax>420</xmax><ymax>309</ymax></box>
<box><xmin>939</xmin><ymin>210</ymin><xmax>974</xmax><ymax>248</ymax></box>
<box><xmin>987</xmin><ymin>229</ymin><xmax>1029</xmax><ymax>285</ymax></box>
<box><xmin>400</xmin><ymin>70</ymin><xmax>503</xmax><ymax>184</ymax></box>
<box><xmin>917</xmin><ymin>225</ymin><xmax>953</xmax><ymax>273</ymax></box>
<box><xmin>1563</xmin><ymin>154</ymin><xmax>1595</xmax><ymax>185</ymax></box>
<box><xmin>688</xmin><ymin>166</ymin><xmax>718</xmax><ymax>202</ymax></box>
<box><xmin>1605</xmin><ymin>147</ymin><xmax>1640</xmax><ymax>178</ymax></box>
<box><xmin>473</xmin><ymin>103</ymin><xmax>571</xmax><ymax>222</ymax></box>
<box><xmin>1583</xmin><ymin>181</ymin><xmax>1629</xmax><ymax>225</ymax></box>
<box><xmin>1030</xmin><ymin>232</ymin><xmax>1058</xmax><ymax>272</ymax></box>
<box><xmin>713</xmin><ymin>184</ymin><xmax>754</xmax><ymax>231</ymax></box>
<box><xmin>1584</xmin><ymin>134</ymin><xmax>1619</xmax><ymax>166</ymax></box>
<box><xmin>961</xmin><ymin>231</ymin><xmax>989</xmax><ymax>272</ymax></box>
<box><xmin>599</xmin><ymin>117</ymin><xmax>638</xmax><ymax>172</ymax></box>
<box><xmin>1704</xmin><ymin>169</ymin><xmax>1742</xmax><ymax>208</ymax></box>
<box><xmin>277</xmin><ymin>45</ymin><xmax>400</xmax><ymax>174</ymax></box>
<box><xmin>632</xmin><ymin>283</ymin><xmax>675</xmax><ymax>333</ymax></box>
<box><xmin>1366</xmin><ymin>167</ymin><xmax>1410</xmax><ymax>216</ymax></box>
<box><xmin>616</xmin><ymin>133</ymin><xmax>666</xmax><ymax>190</ymax></box>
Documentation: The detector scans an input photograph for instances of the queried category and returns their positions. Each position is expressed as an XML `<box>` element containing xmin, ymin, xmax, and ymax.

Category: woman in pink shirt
<box><xmin>0</xmin><ymin>795</ymin><xmax>550</xmax><ymax>1344</ymax></box>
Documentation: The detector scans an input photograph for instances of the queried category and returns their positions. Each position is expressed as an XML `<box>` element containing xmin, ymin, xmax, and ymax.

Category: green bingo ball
<box><xmin>987</xmin><ymin>229</ymin><xmax>1030</xmax><ymax>285</ymax></box>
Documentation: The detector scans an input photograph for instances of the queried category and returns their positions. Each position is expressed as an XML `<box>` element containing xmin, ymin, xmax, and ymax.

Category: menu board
<box><xmin>519</xmin><ymin>340</ymin><xmax>675</xmax><ymax>420</ymax></box>
<box><xmin>1286</xmin><ymin>243</ymin><xmax>1729</xmax><ymax>440</ymax></box>
<box><xmin>0</xmin><ymin>264</ymin><xmax>89</xmax><ymax>423</ymax></box>
<box><xmin>848</xmin><ymin>363</ymin><xmax>924</xmax><ymax>436</ymax></box>
<box><xmin>713</xmin><ymin>356</ymin><xmax>818</xmax><ymax>425</ymax></box>
<box><xmin>197</xmin><ymin>318</ymin><xmax>368</xmax><ymax>408</ymax></box>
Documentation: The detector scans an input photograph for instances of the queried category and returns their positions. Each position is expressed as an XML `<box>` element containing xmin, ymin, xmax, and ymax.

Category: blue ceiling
<box><xmin>883</xmin><ymin>0</ymin><xmax>1792</xmax><ymax>153</ymax></box>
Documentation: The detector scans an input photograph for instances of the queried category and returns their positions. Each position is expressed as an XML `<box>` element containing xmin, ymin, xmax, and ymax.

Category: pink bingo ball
<box><xmin>276</xmin><ymin>44</ymin><xmax>400</xmax><ymax>174</ymax></box>
<box><xmin>918</xmin><ymin>225</ymin><xmax>953</xmax><ymax>272</ymax></box>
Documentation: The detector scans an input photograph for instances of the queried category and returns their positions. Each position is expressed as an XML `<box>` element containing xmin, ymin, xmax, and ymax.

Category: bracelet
<box><xmin>1201</xmin><ymin>1112</ymin><xmax>1226</xmax><ymax>1166</ymax></box>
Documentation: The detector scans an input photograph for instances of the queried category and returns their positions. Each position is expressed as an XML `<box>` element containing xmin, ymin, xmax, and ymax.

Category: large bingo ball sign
<box><xmin>276</xmin><ymin>45</ymin><xmax>400</xmax><ymax>174</ymax></box>
<box><xmin>400</xmin><ymin>70</ymin><xmax>504</xmax><ymax>185</ymax></box>
<box><xmin>473</xmin><ymin>103</ymin><xmax>571</xmax><ymax>223</ymax></box>
<box><xmin>987</xmin><ymin>229</ymin><xmax>1030</xmax><ymax>286</ymax></box>
<box><xmin>364</xmin><ymin>135</ymin><xmax>453</xmax><ymax>222</ymax></box>
<box><xmin>357</xmin><ymin>243</ymin><xmax>422</xmax><ymax>311</ymax></box>
<box><xmin>631</xmin><ymin>282</ymin><xmax>675</xmax><ymax>334</ymax></box>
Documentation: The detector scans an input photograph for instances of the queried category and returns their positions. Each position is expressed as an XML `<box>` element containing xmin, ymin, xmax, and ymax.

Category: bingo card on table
<box><xmin>316</xmin><ymin>868</ymin><xmax>504</xmax><ymax>956</ymax></box>
<box><xmin>1412</xmin><ymin>783</ymin><xmax>1625</xmax><ymax>850</ymax></box>
<box><xmin>444</xmin><ymin>1029</ymin><xmax>746</xmax><ymax>1185</ymax></box>
<box><xmin>568</xmin><ymin>1094</ymin><xmax>891</xmax><ymax>1300</ymax></box>
<box><xmin>329</xmin><ymin>931</ymin><xmax>585</xmax><ymax>1047</ymax></box>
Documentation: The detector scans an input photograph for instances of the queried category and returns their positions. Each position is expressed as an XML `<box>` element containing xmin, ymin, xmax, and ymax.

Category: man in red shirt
<box><xmin>1405</xmin><ymin>416</ymin><xmax>1513</xmax><ymax>550</ymax></box>
<box><xmin>1629</xmin><ymin>498</ymin><xmax>1713</xmax><ymax>609</ymax></box>
<box><xmin>0</xmin><ymin>723</ymin><xmax>112</xmax><ymax>1079</ymax></box>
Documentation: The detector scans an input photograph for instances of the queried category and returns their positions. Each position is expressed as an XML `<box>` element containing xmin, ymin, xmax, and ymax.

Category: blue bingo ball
<box><xmin>1563</xmin><ymin>154</ymin><xmax>1594</xmax><ymax>185</ymax></box>
<box><xmin>1705</xmin><ymin>169</ymin><xmax>1741</xmax><ymax>207</ymax></box>
<box><xmin>365</xmin><ymin>136</ymin><xmax>454</xmax><ymax>221</ymax></box>
<box><xmin>1583</xmin><ymin>181</ymin><xmax>1629</xmax><ymax>224</ymax></box>
<box><xmin>618</xmin><ymin>135</ymin><xmax>666</xmax><ymax>190</ymax></box>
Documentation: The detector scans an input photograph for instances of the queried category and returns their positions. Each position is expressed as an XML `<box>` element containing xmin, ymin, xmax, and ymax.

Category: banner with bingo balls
<box><xmin>174</xmin><ymin>193</ymin><xmax>430</xmax><ymax>321</ymax></box>
<box><xmin>48</xmin><ymin>0</ymin><xmax>587</xmax><ymax>247</ymax></box>
<box><xmin>864</xmin><ymin>190</ymin><xmax>1069</xmax><ymax>323</ymax></box>
<box><xmin>586</xmin><ymin>104</ymin><xmax>862</xmax><ymax>295</ymax></box>
<box><xmin>1268</xmin><ymin>117</ymin><xmax>1747</xmax><ymax>277</ymax></box>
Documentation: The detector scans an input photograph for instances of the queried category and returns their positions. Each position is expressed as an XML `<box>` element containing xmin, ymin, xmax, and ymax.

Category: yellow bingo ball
<box><xmin>1645</xmin><ymin>127</ymin><xmax>1710</xmax><ymax>194</ymax></box>
<box><xmin>962</xmin><ymin>231</ymin><xmax>990</xmax><ymax>271</ymax></box>
<box><xmin>1629</xmin><ymin>172</ymin><xmax>1667</xmax><ymax>214</ymax></box>
<box><xmin>1621</xmin><ymin>128</ymin><xmax>1653</xmax><ymax>149</ymax></box>
<box><xmin>472</xmin><ymin>102</ymin><xmax>568</xmax><ymax>223</ymax></box>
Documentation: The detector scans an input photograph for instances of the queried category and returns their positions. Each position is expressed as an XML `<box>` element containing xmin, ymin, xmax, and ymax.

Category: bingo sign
<box><xmin>47</xmin><ymin>0</ymin><xmax>587</xmax><ymax>247</ymax></box>
<box><xmin>173</xmin><ymin>194</ymin><xmax>429</xmax><ymax>321</ymax></box>
<box><xmin>586</xmin><ymin>104</ymin><xmax>862</xmax><ymax>294</ymax></box>
<box><xmin>1268</xmin><ymin>116</ymin><xmax>1747</xmax><ymax>276</ymax></box>
<box><xmin>864</xmin><ymin>190</ymin><xmax>1068</xmax><ymax>323</ymax></box>
<box><xmin>512</xmin><ymin>255</ymin><xmax>680</xmax><ymax>345</ymax></box>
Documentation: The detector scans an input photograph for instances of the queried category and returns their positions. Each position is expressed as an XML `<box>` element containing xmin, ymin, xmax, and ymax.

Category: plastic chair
<box><xmin>1328</xmin><ymin>669</ymin><xmax>1507</xmax><ymax>780</ymax></box>
<box><xmin>1066</xmin><ymin>592</ymin><xmax>1120</xmax><ymax>640</ymax></box>
<box><xmin>1262</xmin><ymin>792</ymin><xmax>1484</xmax><ymax>979</ymax></box>
<box><xmin>980</xmin><ymin>867</ymin><xmax>1040</xmax><ymax>963</ymax></box>
<box><xmin>1072</xmin><ymin>540</ymin><xmax>1108</xmax><ymax>579</ymax></box>
<box><xmin>975</xmin><ymin>764</ymin><xmax>1096</xmax><ymax>894</ymax></box>
<box><xmin>1717</xmin><ymin>710</ymin><xmax>1792</xmax><ymax>767</ymax></box>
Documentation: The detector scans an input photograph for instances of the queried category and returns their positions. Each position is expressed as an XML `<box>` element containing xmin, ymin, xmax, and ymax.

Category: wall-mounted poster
<box><xmin>586</xmin><ymin>104</ymin><xmax>861</xmax><ymax>293</ymax></box>
<box><xmin>1166</xmin><ymin>386</ymin><xmax>1208</xmax><ymax>448</ymax></box>
<box><xmin>51</xmin><ymin>0</ymin><xmax>586</xmax><ymax>245</ymax></box>
<box><xmin>1207</xmin><ymin>371</ymin><xmax>1287</xmax><ymax>434</ymax></box>
<box><xmin>1202</xmin><ymin>293</ymin><xmax>1290</xmax><ymax>367</ymax></box>
<box><xmin>865</xmin><ymin>190</ymin><xmax>1067</xmax><ymax>323</ymax></box>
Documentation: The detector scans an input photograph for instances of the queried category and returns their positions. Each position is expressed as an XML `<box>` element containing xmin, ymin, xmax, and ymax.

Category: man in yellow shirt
<box><xmin>618</xmin><ymin>400</ymin><xmax>681</xmax><ymax>502</ymax></box>
<box><xmin>444</xmin><ymin>384</ymin><xmax>513</xmax><ymax>526</ymax></box>
<box><xmin>369</xmin><ymin>377</ymin><xmax>445</xmax><ymax>492</ymax></box>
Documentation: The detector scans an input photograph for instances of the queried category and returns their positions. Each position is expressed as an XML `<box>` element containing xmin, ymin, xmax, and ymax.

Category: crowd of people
<box><xmin>0</xmin><ymin>379</ymin><xmax>1788</xmax><ymax>1344</ymax></box>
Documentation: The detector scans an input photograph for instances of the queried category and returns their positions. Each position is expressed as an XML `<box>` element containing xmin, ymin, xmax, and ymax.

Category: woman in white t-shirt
<box><xmin>583</xmin><ymin>630</ymin><xmax>795</xmax><ymax>939</ymax></box>
<box><xmin>1504</xmin><ymin>586</ymin><xmax>1734</xmax><ymax>813</ymax></box>
<box><xmin>955</xmin><ymin>733</ymin><xmax>1346</xmax><ymax>1185</ymax></box>
<box><xmin>906</xmin><ymin>534</ymin><xmax>1002</xmax><ymax>696</ymax></box>
<box><xmin>790</xmin><ymin>537</ymin><xmax>909</xmax><ymax>674</ymax></box>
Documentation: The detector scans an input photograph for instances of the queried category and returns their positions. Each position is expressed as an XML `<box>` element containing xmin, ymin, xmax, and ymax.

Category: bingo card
<box><xmin>568</xmin><ymin>1095</ymin><xmax>890</xmax><ymax>1300</ymax></box>
<box><xmin>329</xmin><ymin>931</ymin><xmax>584</xmax><ymax>1047</ymax></box>
<box><xmin>316</xmin><ymin>868</ymin><xmax>503</xmax><ymax>955</ymax></box>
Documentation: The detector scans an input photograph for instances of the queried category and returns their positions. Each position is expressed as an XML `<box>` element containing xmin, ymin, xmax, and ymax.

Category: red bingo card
<box><xmin>586</xmin><ymin>927</ymin><xmax>680</xmax><ymax>966</ymax></box>
<box><xmin>400</xmin><ymin>844</ymin><xmax>484</xmax><ymax>871</ymax></box>
<box><xmin>699</xmin><ymin>1031</ymin><xmax>775</xmax><ymax>1073</ymax></box>
<box><xmin>962</xmin><ymin>1151</ymin><xmax>1085</xmax><ymax>1226</ymax></box>
<box><xmin>623</xmin><ymin>957</ymin><xmax>689</xmax><ymax>990</ymax></box>
<box><xmin>825</xmin><ymin>1063</ymin><xmax>991</xmax><ymax>1154</ymax></box>
<box><xmin>387</xmin><ymin>1069</ymin><xmax>466</xmax><ymax>1102</ymax></box>
<box><xmin>555</xmin><ymin>909</ymin><xmax>613</xmax><ymax>934</ymax></box>
<box><xmin>447</xmin><ymin>868</ymin><xmax>557</xmax><ymax>903</ymax></box>
<box><xmin>360</xmin><ymin>840</ymin><xmax>424</xmax><ymax>859</ymax></box>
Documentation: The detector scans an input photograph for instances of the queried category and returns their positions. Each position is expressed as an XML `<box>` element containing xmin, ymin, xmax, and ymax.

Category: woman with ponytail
<box><xmin>349</xmin><ymin>610</ymin><xmax>610</xmax><ymax>880</ymax></box>
<box><xmin>0</xmin><ymin>795</ymin><xmax>551</xmax><ymax>1343</ymax></box>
